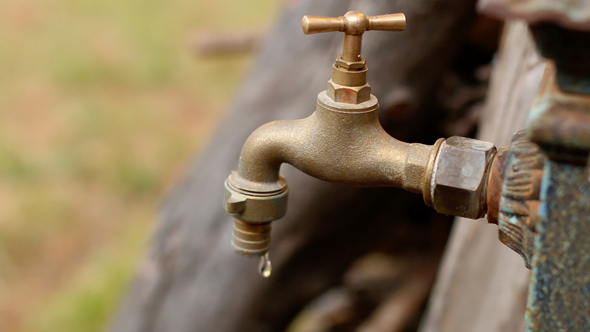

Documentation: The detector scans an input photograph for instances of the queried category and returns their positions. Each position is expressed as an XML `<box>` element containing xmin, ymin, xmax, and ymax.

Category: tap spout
<box><xmin>234</xmin><ymin>91</ymin><xmax>442</xmax><ymax>197</ymax></box>
<box><xmin>224</xmin><ymin>91</ymin><xmax>443</xmax><ymax>256</ymax></box>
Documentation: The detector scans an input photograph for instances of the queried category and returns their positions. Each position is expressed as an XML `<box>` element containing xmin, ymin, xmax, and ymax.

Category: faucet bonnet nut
<box><xmin>431</xmin><ymin>137</ymin><xmax>497</xmax><ymax>219</ymax></box>
<box><xmin>326</xmin><ymin>79</ymin><xmax>371</xmax><ymax>104</ymax></box>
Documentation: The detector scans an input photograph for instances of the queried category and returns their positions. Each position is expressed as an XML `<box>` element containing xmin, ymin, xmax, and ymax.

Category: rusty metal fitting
<box><xmin>431</xmin><ymin>136</ymin><xmax>497</xmax><ymax>219</ymax></box>
<box><xmin>527</xmin><ymin>62</ymin><xmax>590</xmax><ymax>151</ymax></box>
<box><xmin>486</xmin><ymin>147</ymin><xmax>508</xmax><ymax>225</ymax></box>
<box><xmin>223</xmin><ymin>172</ymin><xmax>288</xmax><ymax>256</ymax></box>
<box><xmin>496</xmin><ymin>130</ymin><xmax>545</xmax><ymax>268</ymax></box>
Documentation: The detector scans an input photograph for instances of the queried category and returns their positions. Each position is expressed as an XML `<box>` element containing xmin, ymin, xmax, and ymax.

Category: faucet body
<box><xmin>225</xmin><ymin>92</ymin><xmax>441</xmax><ymax>256</ymax></box>
<box><xmin>236</xmin><ymin>92</ymin><xmax>439</xmax><ymax>193</ymax></box>
<box><xmin>224</xmin><ymin>11</ymin><xmax>496</xmax><ymax>256</ymax></box>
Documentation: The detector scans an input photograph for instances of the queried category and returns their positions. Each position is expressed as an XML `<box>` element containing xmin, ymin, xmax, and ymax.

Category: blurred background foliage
<box><xmin>0</xmin><ymin>0</ymin><xmax>279</xmax><ymax>330</ymax></box>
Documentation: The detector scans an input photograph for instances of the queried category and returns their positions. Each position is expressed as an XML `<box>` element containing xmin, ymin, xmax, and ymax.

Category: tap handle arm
<box><xmin>302</xmin><ymin>12</ymin><xmax>406</xmax><ymax>36</ymax></box>
<box><xmin>301</xmin><ymin>16</ymin><xmax>345</xmax><ymax>35</ymax></box>
<box><xmin>368</xmin><ymin>13</ymin><xmax>406</xmax><ymax>32</ymax></box>
<box><xmin>302</xmin><ymin>11</ymin><xmax>405</xmax><ymax>62</ymax></box>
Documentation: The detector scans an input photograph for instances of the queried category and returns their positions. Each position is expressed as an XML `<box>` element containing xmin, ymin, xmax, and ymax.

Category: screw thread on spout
<box><xmin>231</xmin><ymin>219</ymin><xmax>271</xmax><ymax>257</ymax></box>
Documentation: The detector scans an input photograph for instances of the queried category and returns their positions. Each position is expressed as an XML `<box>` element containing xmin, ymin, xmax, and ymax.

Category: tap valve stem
<box><xmin>302</xmin><ymin>11</ymin><xmax>406</xmax><ymax>104</ymax></box>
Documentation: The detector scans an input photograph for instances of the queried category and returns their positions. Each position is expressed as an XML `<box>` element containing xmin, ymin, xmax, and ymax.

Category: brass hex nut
<box><xmin>335</xmin><ymin>55</ymin><xmax>366</xmax><ymax>70</ymax></box>
<box><xmin>432</xmin><ymin>137</ymin><xmax>496</xmax><ymax>219</ymax></box>
<box><xmin>326</xmin><ymin>79</ymin><xmax>371</xmax><ymax>104</ymax></box>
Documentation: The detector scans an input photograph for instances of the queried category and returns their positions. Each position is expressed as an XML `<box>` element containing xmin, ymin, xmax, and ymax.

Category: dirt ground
<box><xmin>0</xmin><ymin>0</ymin><xmax>279</xmax><ymax>330</ymax></box>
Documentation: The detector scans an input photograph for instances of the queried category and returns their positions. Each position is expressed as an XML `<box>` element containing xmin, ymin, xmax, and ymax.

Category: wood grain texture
<box><xmin>478</xmin><ymin>0</ymin><xmax>590</xmax><ymax>31</ymax></box>
<box><xmin>418</xmin><ymin>21</ymin><xmax>546</xmax><ymax>332</ymax></box>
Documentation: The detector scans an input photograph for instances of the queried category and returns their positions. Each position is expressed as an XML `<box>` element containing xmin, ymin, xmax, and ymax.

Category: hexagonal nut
<box><xmin>432</xmin><ymin>136</ymin><xmax>496</xmax><ymax>219</ymax></box>
<box><xmin>326</xmin><ymin>80</ymin><xmax>371</xmax><ymax>104</ymax></box>
<box><xmin>335</xmin><ymin>55</ymin><xmax>366</xmax><ymax>70</ymax></box>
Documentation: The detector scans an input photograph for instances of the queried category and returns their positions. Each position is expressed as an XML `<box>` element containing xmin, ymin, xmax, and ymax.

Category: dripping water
<box><xmin>258</xmin><ymin>252</ymin><xmax>272</xmax><ymax>278</ymax></box>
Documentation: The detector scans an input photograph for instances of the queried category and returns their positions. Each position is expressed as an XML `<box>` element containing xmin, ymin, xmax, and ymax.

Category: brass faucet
<box><xmin>223</xmin><ymin>11</ymin><xmax>497</xmax><ymax>257</ymax></box>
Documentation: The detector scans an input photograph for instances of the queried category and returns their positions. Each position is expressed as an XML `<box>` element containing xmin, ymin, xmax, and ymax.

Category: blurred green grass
<box><xmin>0</xmin><ymin>0</ymin><xmax>279</xmax><ymax>331</ymax></box>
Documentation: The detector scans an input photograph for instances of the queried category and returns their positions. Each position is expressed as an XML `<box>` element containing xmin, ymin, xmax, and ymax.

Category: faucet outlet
<box><xmin>224</xmin><ymin>172</ymin><xmax>288</xmax><ymax>256</ymax></box>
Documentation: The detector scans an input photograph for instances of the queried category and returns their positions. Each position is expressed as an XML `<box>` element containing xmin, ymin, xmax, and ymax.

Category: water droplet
<box><xmin>258</xmin><ymin>252</ymin><xmax>272</xmax><ymax>278</ymax></box>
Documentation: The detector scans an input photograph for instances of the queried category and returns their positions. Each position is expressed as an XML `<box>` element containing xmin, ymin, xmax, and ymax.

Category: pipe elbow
<box><xmin>233</xmin><ymin>92</ymin><xmax>441</xmax><ymax>199</ymax></box>
<box><xmin>234</xmin><ymin>118</ymin><xmax>304</xmax><ymax>193</ymax></box>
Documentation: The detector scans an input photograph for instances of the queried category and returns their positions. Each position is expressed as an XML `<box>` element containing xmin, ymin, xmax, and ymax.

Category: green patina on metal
<box><xmin>526</xmin><ymin>159</ymin><xmax>590</xmax><ymax>331</ymax></box>
<box><xmin>530</xmin><ymin>23</ymin><xmax>590</xmax><ymax>95</ymax></box>
<box><xmin>520</xmin><ymin>25</ymin><xmax>590</xmax><ymax>331</ymax></box>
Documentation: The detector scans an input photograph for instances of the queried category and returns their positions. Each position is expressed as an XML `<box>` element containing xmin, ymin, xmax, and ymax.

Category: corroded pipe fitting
<box><xmin>430</xmin><ymin>137</ymin><xmax>497</xmax><ymax>219</ymax></box>
<box><xmin>486</xmin><ymin>147</ymin><xmax>508</xmax><ymax>225</ymax></box>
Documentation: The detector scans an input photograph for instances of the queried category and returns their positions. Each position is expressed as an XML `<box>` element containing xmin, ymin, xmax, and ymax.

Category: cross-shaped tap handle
<box><xmin>302</xmin><ymin>11</ymin><xmax>406</xmax><ymax>62</ymax></box>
